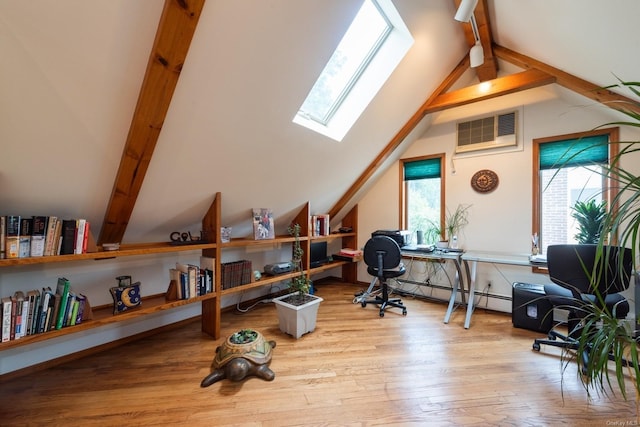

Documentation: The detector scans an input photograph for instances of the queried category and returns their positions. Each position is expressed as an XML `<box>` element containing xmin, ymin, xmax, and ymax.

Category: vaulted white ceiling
<box><xmin>1</xmin><ymin>0</ymin><xmax>638</xmax><ymax>243</ymax></box>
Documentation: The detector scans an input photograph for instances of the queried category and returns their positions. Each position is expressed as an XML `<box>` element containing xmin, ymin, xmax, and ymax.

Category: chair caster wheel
<box><xmin>533</xmin><ymin>342</ymin><xmax>541</xmax><ymax>351</ymax></box>
<box><xmin>361</xmin><ymin>301</ymin><xmax>366</xmax><ymax>308</ymax></box>
<box><xmin>379</xmin><ymin>311</ymin><xmax>384</xmax><ymax>317</ymax></box>
<box><xmin>402</xmin><ymin>310</ymin><xmax>407</xmax><ymax>316</ymax></box>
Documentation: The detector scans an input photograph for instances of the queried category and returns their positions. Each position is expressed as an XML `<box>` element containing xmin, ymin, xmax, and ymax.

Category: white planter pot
<box><xmin>273</xmin><ymin>292</ymin><xmax>323</xmax><ymax>339</ymax></box>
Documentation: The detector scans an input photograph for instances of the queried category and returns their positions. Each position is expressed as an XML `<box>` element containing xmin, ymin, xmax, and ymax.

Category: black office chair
<box><xmin>533</xmin><ymin>244</ymin><xmax>633</xmax><ymax>365</ymax></box>
<box><xmin>360</xmin><ymin>235</ymin><xmax>407</xmax><ymax>317</ymax></box>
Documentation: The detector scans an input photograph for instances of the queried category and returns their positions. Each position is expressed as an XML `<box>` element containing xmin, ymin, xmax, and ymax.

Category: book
<box><xmin>5</xmin><ymin>215</ymin><xmax>21</xmax><ymax>258</ymax></box>
<box><xmin>43</xmin><ymin>216</ymin><xmax>58</xmax><ymax>256</ymax></box>
<box><xmin>52</xmin><ymin>219</ymin><xmax>63</xmax><ymax>255</ymax></box>
<box><xmin>74</xmin><ymin>219</ymin><xmax>86</xmax><ymax>255</ymax></box>
<box><xmin>18</xmin><ymin>217</ymin><xmax>32</xmax><ymax>258</ymax></box>
<box><xmin>55</xmin><ymin>277</ymin><xmax>71</xmax><ymax>329</ymax></box>
<box><xmin>59</xmin><ymin>220</ymin><xmax>77</xmax><ymax>255</ymax></box>
<box><xmin>74</xmin><ymin>294</ymin><xmax>87</xmax><ymax>324</ymax></box>
<box><xmin>64</xmin><ymin>292</ymin><xmax>76</xmax><ymax>326</ymax></box>
<box><xmin>27</xmin><ymin>289</ymin><xmax>41</xmax><ymax>335</ymax></box>
<box><xmin>13</xmin><ymin>291</ymin><xmax>25</xmax><ymax>339</ymax></box>
<box><xmin>37</xmin><ymin>288</ymin><xmax>53</xmax><ymax>333</ymax></box>
<box><xmin>252</xmin><ymin>208</ymin><xmax>275</xmax><ymax>240</ymax></box>
<box><xmin>30</xmin><ymin>216</ymin><xmax>48</xmax><ymax>257</ymax></box>
<box><xmin>1</xmin><ymin>296</ymin><xmax>12</xmax><ymax>342</ymax></box>
<box><xmin>0</xmin><ymin>216</ymin><xmax>5</xmax><ymax>259</ymax></box>
<box><xmin>200</xmin><ymin>256</ymin><xmax>215</xmax><ymax>294</ymax></box>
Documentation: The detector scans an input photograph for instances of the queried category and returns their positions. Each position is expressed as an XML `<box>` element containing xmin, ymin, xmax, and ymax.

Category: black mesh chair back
<box><xmin>546</xmin><ymin>244</ymin><xmax>633</xmax><ymax>304</ymax></box>
<box><xmin>364</xmin><ymin>235</ymin><xmax>403</xmax><ymax>275</ymax></box>
<box><xmin>360</xmin><ymin>235</ymin><xmax>407</xmax><ymax>317</ymax></box>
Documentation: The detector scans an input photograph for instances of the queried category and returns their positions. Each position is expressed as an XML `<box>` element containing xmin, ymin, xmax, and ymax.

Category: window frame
<box><xmin>399</xmin><ymin>154</ymin><xmax>446</xmax><ymax>236</ymax></box>
<box><xmin>532</xmin><ymin>127</ymin><xmax>620</xmax><ymax>261</ymax></box>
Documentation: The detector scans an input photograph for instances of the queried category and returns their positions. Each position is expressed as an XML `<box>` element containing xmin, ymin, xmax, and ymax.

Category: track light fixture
<box><xmin>454</xmin><ymin>0</ymin><xmax>478</xmax><ymax>23</ymax></box>
<box><xmin>469</xmin><ymin>15</ymin><xmax>484</xmax><ymax>67</ymax></box>
<box><xmin>469</xmin><ymin>42</ymin><xmax>484</xmax><ymax>68</ymax></box>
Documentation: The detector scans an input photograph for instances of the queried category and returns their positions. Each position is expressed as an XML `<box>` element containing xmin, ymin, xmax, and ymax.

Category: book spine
<box><xmin>1</xmin><ymin>297</ymin><xmax>12</xmax><ymax>342</ymax></box>
<box><xmin>0</xmin><ymin>216</ymin><xmax>5</xmax><ymax>259</ymax></box>
<box><xmin>55</xmin><ymin>278</ymin><xmax>70</xmax><ymax>329</ymax></box>
<box><xmin>30</xmin><ymin>216</ymin><xmax>47</xmax><ymax>257</ymax></box>
<box><xmin>43</xmin><ymin>216</ymin><xmax>58</xmax><ymax>256</ymax></box>
<box><xmin>18</xmin><ymin>217</ymin><xmax>32</xmax><ymax>258</ymax></box>
<box><xmin>5</xmin><ymin>215</ymin><xmax>21</xmax><ymax>259</ymax></box>
<box><xmin>59</xmin><ymin>220</ymin><xmax>76</xmax><ymax>255</ymax></box>
<box><xmin>74</xmin><ymin>219</ymin><xmax>86</xmax><ymax>255</ymax></box>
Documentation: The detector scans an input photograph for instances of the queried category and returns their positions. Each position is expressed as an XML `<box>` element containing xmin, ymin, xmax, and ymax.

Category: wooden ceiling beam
<box><xmin>424</xmin><ymin>68</ymin><xmax>556</xmax><ymax>114</ymax></box>
<box><xmin>494</xmin><ymin>44</ymin><xmax>640</xmax><ymax>116</ymax></box>
<box><xmin>98</xmin><ymin>0</ymin><xmax>206</xmax><ymax>245</ymax></box>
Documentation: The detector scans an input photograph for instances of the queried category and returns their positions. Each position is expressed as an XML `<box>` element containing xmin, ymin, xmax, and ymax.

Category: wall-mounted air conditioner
<box><xmin>455</xmin><ymin>110</ymin><xmax>518</xmax><ymax>153</ymax></box>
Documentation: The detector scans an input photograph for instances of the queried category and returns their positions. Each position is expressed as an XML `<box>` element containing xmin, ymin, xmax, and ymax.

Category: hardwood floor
<box><xmin>1</xmin><ymin>282</ymin><xmax>637</xmax><ymax>426</ymax></box>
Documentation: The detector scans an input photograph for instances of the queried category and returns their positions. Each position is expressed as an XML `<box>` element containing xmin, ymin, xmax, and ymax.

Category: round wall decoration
<box><xmin>471</xmin><ymin>169</ymin><xmax>499</xmax><ymax>193</ymax></box>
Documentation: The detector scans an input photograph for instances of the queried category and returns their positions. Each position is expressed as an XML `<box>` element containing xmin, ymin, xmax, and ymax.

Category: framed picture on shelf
<box><xmin>252</xmin><ymin>208</ymin><xmax>275</xmax><ymax>240</ymax></box>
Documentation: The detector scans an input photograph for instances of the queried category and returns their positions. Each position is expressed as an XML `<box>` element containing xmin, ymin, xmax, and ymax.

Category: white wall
<box><xmin>356</xmin><ymin>86</ymin><xmax>640</xmax><ymax>315</ymax></box>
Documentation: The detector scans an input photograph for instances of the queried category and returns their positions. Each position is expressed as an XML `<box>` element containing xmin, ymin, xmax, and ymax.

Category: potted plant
<box><xmin>426</xmin><ymin>204</ymin><xmax>471</xmax><ymax>248</ymax></box>
<box><xmin>556</xmin><ymin>79</ymin><xmax>640</xmax><ymax>402</ymax></box>
<box><xmin>272</xmin><ymin>223</ymin><xmax>323</xmax><ymax>339</ymax></box>
<box><xmin>571</xmin><ymin>199</ymin><xmax>606</xmax><ymax>244</ymax></box>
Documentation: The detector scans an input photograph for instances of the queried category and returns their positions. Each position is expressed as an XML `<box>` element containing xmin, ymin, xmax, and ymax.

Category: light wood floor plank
<box><xmin>0</xmin><ymin>282</ymin><xmax>637</xmax><ymax>426</ymax></box>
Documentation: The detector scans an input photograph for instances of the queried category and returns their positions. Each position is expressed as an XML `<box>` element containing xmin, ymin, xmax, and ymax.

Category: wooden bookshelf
<box><xmin>0</xmin><ymin>193</ymin><xmax>358</xmax><ymax>366</ymax></box>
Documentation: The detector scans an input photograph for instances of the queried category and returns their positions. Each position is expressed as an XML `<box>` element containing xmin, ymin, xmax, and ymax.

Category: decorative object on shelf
<box><xmin>220</xmin><ymin>226</ymin><xmax>232</xmax><ymax>243</ymax></box>
<box><xmin>116</xmin><ymin>275</ymin><xmax>131</xmax><ymax>287</ymax></box>
<box><xmin>169</xmin><ymin>230</ymin><xmax>207</xmax><ymax>246</ymax></box>
<box><xmin>471</xmin><ymin>169</ymin><xmax>499</xmax><ymax>193</ymax></box>
<box><xmin>252</xmin><ymin>208</ymin><xmax>275</xmax><ymax>240</ymax></box>
<box><xmin>273</xmin><ymin>223</ymin><xmax>323</xmax><ymax>338</ymax></box>
<box><xmin>102</xmin><ymin>243</ymin><xmax>120</xmax><ymax>251</ymax></box>
<box><xmin>200</xmin><ymin>328</ymin><xmax>276</xmax><ymax>386</ymax></box>
<box><xmin>109</xmin><ymin>281</ymin><xmax>141</xmax><ymax>314</ymax></box>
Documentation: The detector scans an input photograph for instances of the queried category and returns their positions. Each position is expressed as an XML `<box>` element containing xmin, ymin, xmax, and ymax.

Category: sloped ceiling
<box><xmin>1</xmin><ymin>0</ymin><xmax>638</xmax><ymax>245</ymax></box>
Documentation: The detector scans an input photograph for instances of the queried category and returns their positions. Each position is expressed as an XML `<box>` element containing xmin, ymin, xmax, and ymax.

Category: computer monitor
<box><xmin>310</xmin><ymin>241</ymin><xmax>328</xmax><ymax>268</ymax></box>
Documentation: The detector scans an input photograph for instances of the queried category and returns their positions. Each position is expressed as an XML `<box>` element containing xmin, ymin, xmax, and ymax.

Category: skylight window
<box><xmin>294</xmin><ymin>0</ymin><xmax>413</xmax><ymax>141</ymax></box>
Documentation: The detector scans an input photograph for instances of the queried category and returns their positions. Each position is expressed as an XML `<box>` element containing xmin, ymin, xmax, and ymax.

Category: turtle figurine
<box><xmin>201</xmin><ymin>329</ymin><xmax>276</xmax><ymax>387</ymax></box>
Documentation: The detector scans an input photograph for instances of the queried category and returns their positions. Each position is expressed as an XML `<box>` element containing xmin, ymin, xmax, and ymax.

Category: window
<box><xmin>293</xmin><ymin>0</ymin><xmax>413</xmax><ymax>141</ymax></box>
<box><xmin>401</xmin><ymin>155</ymin><xmax>445</xmax><ymax>244</ymax></box>
<box><xmin>533</xmin><ymin>128</ymin><xmax>619</xmax><ymax>254</ymax></box>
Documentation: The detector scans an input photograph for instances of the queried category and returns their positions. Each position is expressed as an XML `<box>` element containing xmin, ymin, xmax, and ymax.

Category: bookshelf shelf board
<box><xmin>221</xmin><ymin>235</ymin><xmax>302</xmax><ymax>248</ymax></box>
<box><xmin>310</xmin><ymin>232</ymin><xmax>355</xmax><ymax>242</ymax></box>
<box><xmin>0</xmin><ymin>242</ymin><xmax>217</xmax><ymax>267</ymax></box>
<box><xmin>0</xmin><ymin>292</ymin><xmax>217</xmax><ymax>351</ymax></box>
<box><xmin>220</xmin><ymin>271</ymin><xmax>300</xmax><ymax>296</ymax></box>
<box><xmin>309</xmin><ymin>260</ymin><xmax>348</xmax><ymax>274</ymax></box>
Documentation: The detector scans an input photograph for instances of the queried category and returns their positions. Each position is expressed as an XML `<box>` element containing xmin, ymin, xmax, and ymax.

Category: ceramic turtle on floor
<box><xmin>201</xmin><ymin>329</ymin><xmax>276</xmax><ymax>386</ymax></box>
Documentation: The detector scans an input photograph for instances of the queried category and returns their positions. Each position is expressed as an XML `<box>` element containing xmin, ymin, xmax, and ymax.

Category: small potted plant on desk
<box><xmin>273</xmin><ymin>223</ymin><xmax>323</xmax><ymax>339</ymax></box>
<box><xmin>426</xmin><ymin>204</ymin><xmax>471</xmax><ymax>249</ymax></box>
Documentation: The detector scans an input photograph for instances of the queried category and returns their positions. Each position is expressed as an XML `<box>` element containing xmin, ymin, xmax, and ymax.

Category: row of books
<box><xmin>0</xmin><ymin>215</ymin><xmax>90</xmax><ymax>259</ymax></box>
<box><xmin>168</xmin><ymin>257</ymin><xmax>215</xmax><ymax>300</ymax></box>
<box><xmin>311</xmin><ymin>214</ymin><xmax>330</xmax><ymax>237</ymax></box>
<box><xmin>220</xmin><ymin>260</ymin><xmax>252</xmax><ymax>290</ymax></box>
<box><xmin>1</xmin><ymin>277</ymin><xmax>90</xmax><ymax>343</ymax></box>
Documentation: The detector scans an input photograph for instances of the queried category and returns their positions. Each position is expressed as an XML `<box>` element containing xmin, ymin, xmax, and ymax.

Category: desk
<box><xmin>461</xmin><ymin>251</ymin><xmax>546</xmax><ymax>329</ymax></box>
<box><xmin>400</xmin><ymin>250</ymin><xmax>466</xmax><ymax>325</ymax></box>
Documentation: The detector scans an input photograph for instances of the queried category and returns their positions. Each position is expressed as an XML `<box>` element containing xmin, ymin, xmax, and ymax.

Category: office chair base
<box><xmin>533</xmin><ymin>330</ymin><xmax>635</xmax><ymax>372</ymax></box>
<box><xmin>361</xmin><ymin>296</ymin><xmax>407</xmax><ymax>317</ymax></box>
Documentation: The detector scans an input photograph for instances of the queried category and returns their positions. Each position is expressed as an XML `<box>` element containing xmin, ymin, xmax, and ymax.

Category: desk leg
<box><xmin>464</xmin><ymin>260</ymin><xmax>478</xmax><ymax>329</ymax></box>
<box><xmin>444</xmin><ymin>260</ymin><xmax>464</xmax><ymax>324</ymax></box>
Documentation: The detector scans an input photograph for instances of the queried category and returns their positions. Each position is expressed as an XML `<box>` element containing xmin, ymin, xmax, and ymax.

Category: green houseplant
<box><xmin>571</xmin><ymin>199</ymin><xmax>607</xmax><ymax>244</ymax></box>
<box><xmin>556</xmin><ymin>79</ymin><xmax>640</xmax><ymax>401</ymax></box>
<box><xmin>426</xmin><ymin>204</ymin><xmax>471</xmax><ymax>247</ymax></box>
<box><xmin>272</xmin><ymin>223</ymin><xmax>323</xmax><ymax>338</ymax></box>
